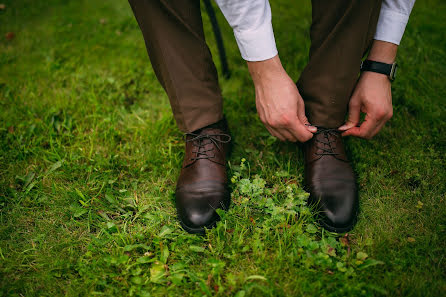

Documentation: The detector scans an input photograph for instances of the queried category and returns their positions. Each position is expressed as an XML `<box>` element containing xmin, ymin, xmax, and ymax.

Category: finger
<box><xmin>369</xmin><ymin>117</ymin><xmax>389</xmax><ymax>138</ymax></box>
<box><xmin>297</xmin><ymin>101</ymin><xmax>317</xmax><ymax>133</ymax></box>
<box><xmin>265</xmin><ymin>126</ymin><xmax>286</xmax><ymax>141</ymax></box>
<box><xmin>371</xmin><ymin>108</ymin><xmax>393</xmax><ymax>137</ymax></box>
<box><xmin>339</xmin><ymin>99</ymin><xmax>361</xmax><ymax>131</ymax></box>
<box><xmin>341</xmin><ymin>116</ymin><xmax>378</xmax><ymax>139</ymax></box>
<box><xmin>304</xmin><ymin>123</ymin><xmax>317</xmax><ymax>133</ymax></box>
<box><xmin>344</xmin><ymin>106</ymin><xmax>392</xmax><ymax>138</ymax></box>
<box><xmin>277</xmin><ymin>128</ymin><xmax>298</xmax><ymax>142</ymax></box>
<box><xmin>256</xmin><ymin>103</ymin><xmax>267</xmax><ymax>126</ymax></box>
<box><xmin>288</xmin><ymin>119</ymin><xmax>314</xmax><ymax>142</ymax></box>
<box><xmin>257</xmin><ymin>105</ymin><xmax>285</xmax><ymax>140</ymax></box>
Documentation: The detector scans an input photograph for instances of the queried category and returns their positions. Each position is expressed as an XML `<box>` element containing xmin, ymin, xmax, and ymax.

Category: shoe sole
<box><xmin>319</xmin><ymin>219</ymin><xmax>355</xmax><ymax>233</ymax></box>
<box><xmin>179</xmin><ymin>218</ymin><xmax>218</xmax><ymax>235</ymax></box>
<box><xmin>318</xmin><ymin>208</ymin><xmax>359</xmax><ymax>234</ymax></box>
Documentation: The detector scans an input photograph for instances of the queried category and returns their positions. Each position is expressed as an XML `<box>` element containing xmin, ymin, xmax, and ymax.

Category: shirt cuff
<box><xmin>233</xmin><ymin>20</ymin><xmax>278</xmax><ymax>62</ymax></box>
<box><xmin>374</xmin><ymin>9</ymin><xmax>410</xmax><ymax>45</ymax></box>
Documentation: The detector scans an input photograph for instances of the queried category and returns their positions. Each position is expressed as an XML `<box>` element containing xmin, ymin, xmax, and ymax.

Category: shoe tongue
<box><xmin>316</xmin><ymin>127</ymin><xmax>340</xmax><ymax>135</ymax></box>
<box><xmin>199</xmin><ymin>126</ymin><xmax>221</xmax><ymax>135</ymax></box>
<box><xmin>193</xmin><ymin>118</ymin><xmax>228</xmax><ymax>135</ymax></box>
<box><xmin>315</xmin><ymin>128</ymin><xmax>341</xmax><ymax>141</ymax></box>
<box><xmin>206</xmin><ymin>121</ymin><xmax>225</xmax><ymax>130</ymax></box>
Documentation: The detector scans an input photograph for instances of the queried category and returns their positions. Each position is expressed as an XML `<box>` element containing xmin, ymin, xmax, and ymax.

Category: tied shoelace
<box><xmin>314</xmin><ymin>128</ymin><xmax>340</xmax><ymax>156</ymax></box>
<box><xmin>185</xmin><ymin>132</ymin><xmax>231</xmax><ymax>161</ymax></box>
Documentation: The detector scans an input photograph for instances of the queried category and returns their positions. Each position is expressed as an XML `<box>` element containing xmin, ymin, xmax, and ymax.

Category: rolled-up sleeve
<box><xmin>374</xmin><ymin>0</ymin><xmax>416</xmax><ymax>45</ymax></box>
<box><xmin>214</xmin><ymin>0</ymin><xmax>278</xmax><ymax>61</ymax></box>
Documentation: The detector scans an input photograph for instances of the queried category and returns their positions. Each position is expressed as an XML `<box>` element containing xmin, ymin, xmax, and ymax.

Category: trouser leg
<box><xmin>128</xmin><ymin>0</ymin><xmax>223</xmax><ymax>132</ymax></box>
<box><xmin>297</xmin><ymin>0</ymin><xmax>383</xmax><ymax>128</ymax></box>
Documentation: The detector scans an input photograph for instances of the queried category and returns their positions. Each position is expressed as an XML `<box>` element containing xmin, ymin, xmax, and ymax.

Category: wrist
<box><xmin>247</xmin><ymin>55</ymin><xmax>286</xmax><ymax>83</ymax></box>
<box><xmin>360</xmin><ymin>59</ymin><xmax>398</xmax><ymax>82</ymax></box>
<box><xmin>361</xmin><ymin>70</ymin><xmax>390</xmax><ymax>82</ymax></box>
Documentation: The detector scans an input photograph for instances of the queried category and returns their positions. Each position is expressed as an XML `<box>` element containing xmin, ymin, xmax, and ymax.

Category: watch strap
<box><xmin>360</xmin><ymin>60</ymin><xmax>392</xmax><ymax>75</ymax></box>
<box><xmin>360</xmin><ymin>60</ymin><xmax>397</xmax><ymax>81</ymax></box>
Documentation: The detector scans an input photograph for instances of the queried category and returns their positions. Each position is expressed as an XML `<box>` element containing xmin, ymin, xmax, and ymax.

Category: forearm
<box><xmin>367</xmin><ymin>40</ymin><xmax>398</xmax><ymax>64</ymax></box>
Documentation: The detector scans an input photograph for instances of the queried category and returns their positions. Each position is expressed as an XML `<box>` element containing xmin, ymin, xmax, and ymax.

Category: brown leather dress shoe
<box><xmin>175</xmin><ymin>119</ymin><xmax>231</xmax><ymax>234</ymax></box>
<box><xmin>304</xmin><ymin>128</ymin><xmax>358</xmax><ymax>233</ymax></box>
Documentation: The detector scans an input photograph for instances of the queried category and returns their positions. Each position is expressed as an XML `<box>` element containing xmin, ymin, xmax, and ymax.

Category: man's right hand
<box><xmin>247</xmin><ymin>55</ymin><xmax>316</xmax><ymax>142</ymax></box>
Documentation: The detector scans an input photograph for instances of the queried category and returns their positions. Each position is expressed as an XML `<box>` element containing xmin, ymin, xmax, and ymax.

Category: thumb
<box><xmin>339</xmin><ymin>99</ymin><xmax>361</xmax><ymax>131</ymax></box>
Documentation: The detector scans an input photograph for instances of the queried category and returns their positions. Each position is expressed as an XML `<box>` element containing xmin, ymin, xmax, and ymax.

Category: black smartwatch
<box><xmin>360</xmin><ymin>60</ymin><xmax>398</xmax><ymax>82</ymax></box>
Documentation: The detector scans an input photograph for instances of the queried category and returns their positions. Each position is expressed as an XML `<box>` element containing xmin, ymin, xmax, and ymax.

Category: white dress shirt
<box><xmin>214</xmin><ymin>0</ymin><xmax>416</xmax><ymax>61</ymax></box>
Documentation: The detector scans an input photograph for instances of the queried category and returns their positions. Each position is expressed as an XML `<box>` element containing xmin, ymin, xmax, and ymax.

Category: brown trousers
<box><xmin>128</xmin><ymin>0</ymin><xmax>382</xmax><ymax>132</ymax></box>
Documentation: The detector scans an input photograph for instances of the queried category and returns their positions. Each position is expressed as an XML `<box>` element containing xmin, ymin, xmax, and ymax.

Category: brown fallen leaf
<box><xmin>339</xmin><ymin>233</ymin><xmax>351</xmax><ymax>256</ymax></box>
<box><xmin>0</xmin><ymin>4</ymin><xmax>5</xmax><ymax>10</ymax></box>
<box><xmin>206</xmin><ymin>274</ymin><xmax>212</xmax><ymax>287</ymax></box>
<box><xmin>8</xmin><ymin>126</ymin><xmax>14</xmax><ymax>133</ymax></box>
<box><xmin>339</xmin><ymin>233</ymin><xmax>350</xmax><ymax>247</ymax></box>
<box><xmin>5</xmin><ymin>32</ymin><xmax>15</xmax><ymax>40</ymax></box>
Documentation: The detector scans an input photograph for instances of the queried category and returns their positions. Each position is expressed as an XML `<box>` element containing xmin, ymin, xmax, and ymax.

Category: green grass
<box><xmin>1</xmin><ymin>0</ymin><xmax>445</xmax><ymax>296</ymax></box>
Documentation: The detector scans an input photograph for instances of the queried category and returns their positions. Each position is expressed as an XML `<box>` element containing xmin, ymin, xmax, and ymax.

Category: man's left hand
<box><xmin>338</xmin><ymin>71</ymin><xmax>393</xmax><ymax>139</ymax></box>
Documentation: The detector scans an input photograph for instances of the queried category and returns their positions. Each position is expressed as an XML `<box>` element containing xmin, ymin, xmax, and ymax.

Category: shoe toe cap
<box><xmin>181</xmin><ymin>208</ymin><xmax>217</xmax><ymax>230</ymax></box>
<box><xmin>175</xmin><ymin>181</ymin><xmax>230</xmax><ymax>232</ymax></box>
<box><xmin>309</xmin><ymin>179</ymin><xmax>358</xmax><ymax>232</ymax></box>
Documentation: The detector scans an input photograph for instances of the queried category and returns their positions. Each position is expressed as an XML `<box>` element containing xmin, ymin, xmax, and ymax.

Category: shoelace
<box><xmin>185</xmin><ymin>132</ymin><xmax>231</xmax><ymax>161</ymax></box>
<box><xmin>314</xmin><ymin>128</ymin><xmax>340</xmax><ymax>156</ymax></box>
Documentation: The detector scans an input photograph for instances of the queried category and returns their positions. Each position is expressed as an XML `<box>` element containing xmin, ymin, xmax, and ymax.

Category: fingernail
<box><xmin>307</xmin><ymin>125</ymin><xmax>317</xmax><ymax>133</ymax></box>
<box><xmin>338</xmin><ymin>125</ymin><xmax>347</xmax><ymax>131</ymax></box>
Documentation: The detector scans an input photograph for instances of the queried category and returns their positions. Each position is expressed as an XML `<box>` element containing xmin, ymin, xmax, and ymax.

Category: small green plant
<box><xmin>227</xmin><ymin>159</ymin><xmax>384</xmax><ymax>279</ymax></box>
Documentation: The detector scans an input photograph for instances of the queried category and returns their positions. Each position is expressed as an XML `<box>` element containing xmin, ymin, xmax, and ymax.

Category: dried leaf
<box><xmin>339</xmin><ymin>233</ymin><xmax>350</xmax><ymax>247</ymax></box>
<box><xmin>5</xmin><ymin>32</ymin><xmax>15</xmax><ymax>40</ymax></box>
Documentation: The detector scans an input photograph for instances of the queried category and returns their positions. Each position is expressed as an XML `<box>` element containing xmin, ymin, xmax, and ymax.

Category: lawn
<box><xmin>0</xmin><ymin>0</ymin><xmax>445</xmax><ymax>296</ymax></box>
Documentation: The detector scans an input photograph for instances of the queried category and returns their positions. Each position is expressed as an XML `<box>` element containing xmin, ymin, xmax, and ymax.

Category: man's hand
<box><xmin>339</xmin><ymin>40</ymin><xmax>397</xmax><ymax>139</ymax></box>
<box><xmin>338</xmin><ymin>71</ymin><xmax>392</xmax><ymax>139</ymax></box>
<box><xmin>247</xmin><ymin>55</ymin><xmax>316</xmax><ymax>142</ymax></box>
